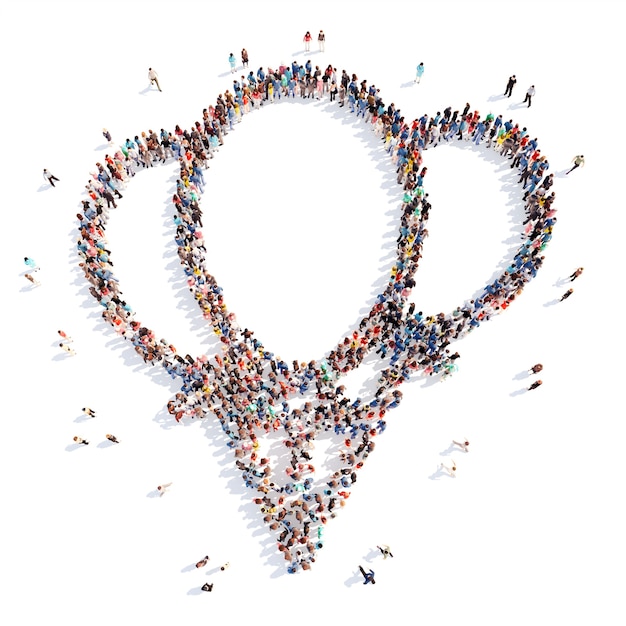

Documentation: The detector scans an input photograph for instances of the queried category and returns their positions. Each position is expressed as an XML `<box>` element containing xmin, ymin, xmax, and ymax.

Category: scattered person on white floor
<box><xmin>529</xmin><ymin>364</ymin><xmax>543</xmax><ymax>374</ymax></box>
<box><xmin>528</xmin><ymin>379</ymin><xmax>543</xmax><ymax>391</ymax></box>
<box><xmin>201</xmin><ymin>582</ymin><xmax>213</xmax><ymax>592</ymax></box>
<box><xmin>359</xmin><ymin>566</ymin><xmax>376</xmax><ymax>584</ymax></box>
<box><xmin>106</xmin><ymin>434</ymin><xmax>120</xmax><ymax>443</ymax></box>
<box><xmin>566</xmin><ymin>155</ymin><xmax>585</xmax><ymax>175</ymax></box>
<box><xmin>569</xmin><ymin>267</ymin><xmax>584</xmax><ymax>281</ymax></box>
<box><xmin>25</xmin><ymin>273</ymin><xmax>40</xmax><ymax>286</ymax></box>
<box><xmin>440</xmin><ymin>460</ymin><xmax>457</xmax><ymax>477</ymax></box>
<box><xmin>196</xmin><ymin>556</ymin><xmax>209</xmax><ymax>568</ymax></box>
<box><xmin>82</xmin><ymin>407</ymin><xmax>96</xmax><ymax>417</ymax></box>
<box><xmin>415</xmin><ymin>62</ymin><xmax>424</xmax><ymax>83</ymax></box>
<box><xmin>157</xmin><ymin>482</ymin><xmax>172</xmax><ymax>496</ymax></box>
<box><xmin>148</xmin><ymin>68</ymin><xmax>161</xmax><ymax>91</ymax></box>
<box><xmin>504</xmin><ymin>74</ymin><xmax>516</xmax><ymax>97</ymax></box>
<box><xmin>523</xmin><ymin>85</ymin><xmax>535</xmax><ymax>107</ymax></box>
<box><xmin>43</xmin><ymin>169</ymin><xmax>60</xmax><ymax>187</ymax></box>
<box><xmin>318</xmin><ymin>30</ymin><xmax>325</xmax><ymax>52</ymax></box>
<box><xmin>452</xmin><ymin>439</ymin><xmax>470</xmax><ymax>452</ymax></box>
<box><xmin>58</xmin><ymin>330</ymin><xmax>73</xmax><ymax>343</ymax></box>
<box><xmin>59</xmin><ymin>343</ymin><xmax>76</xmax><ymax>356</ymax></box>
<box><xmin>73</xmin><ymin>436</ymin><xmax>89</xmax><ymax>445</ymax></box>
<box><xmin>377</xmin><ymin>545</ymin><xmax>394</xmax><ymax>559</ymax></box>
<box><xmin>24</xmin><ymin>257</ymin><xmax>39</xmax><ymax>271</ymax></box>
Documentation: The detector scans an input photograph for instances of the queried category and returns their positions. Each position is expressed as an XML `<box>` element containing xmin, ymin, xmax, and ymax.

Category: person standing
<box><xmin>157</xmin><ymin>482</ymin><xmax>173</xmax><ymax>496</ymax></box>
<box><xmin>59</xmin><ymin>343</ymin><xmax>76</xmax><ymax>356</ymax></box>
<box><xmin>303</xmin><ymin>31</ymin><xmax>312</xmax><ymax>52</ymax></box>
<box><xmin>43</xmin><ymin>169</ymin><xmax>60</xmax><ymax>187</ymax></box>
<box><xmin>106</xmin><ymin>434</ymin><xmax>120</xmax><ymax>443</ymax></box>
<box><xmin>241</xmin><ymin>48</ymin><xmax>249</xmax><ymax>68</ymax></box>
<box><xmin>82</xmin><ymin>407</ymin><xmax>96</xmax><ymax>417</ymax></box>
<box><xmin>523</xmin><ymin>85</ymin><xmax>535</xmax><ymax>107</ymax></box>
<box><xmin>504</xmin><ymin>75</ymin><xmax>516</xmax><ymax>97</ymax></box>
<box><xmin>528</xmin><ymin>380</ymin><xmax>543</xmax><ymax>391</ymax></box>
<box><xmin>73</xmin><ymin>436</ymin><xmax>89</xmax><ymax>445</ymax></box>
<box><xmin>569</xmin><ymin>267</ymin><xmax>584</xmax><ymax>281</ymax></box>
<box><xmin>566</xmin><ymin>155</ymin><xmax>585</xmax><ymax>175</ymax></box>
<box><xmin>377</xmin><ymin>545</ymin><xmax>394</xmax><ymax>559</ymax></box>
<box><xmin>148</xmin><ymin>68</ymin><xmax>161</xmax><ymax>92</ymax></box>
<box><xmin>196</xmin><ymin>556</ymin><xmax>210</xmax><ymax>568</ymax></box>
<box><xmin>359</xmin><ymin>566</ymin><xmax>376</xmax><ymax>584</ymax></box>
<box><xmin>452</xmin><ymin>439</ymin><xmax>469</xmax><ymax>452</ymax></box>
<box><xmin>228</xmin><ymin>53</ymin><xmax>236</xmax><ymax>73</ymax></box>
<box><xmin>528</xmin><ymin>364</ymin><xmax>543</xmax><ymax>374</ymax></box>
<box><xmin>201</xmin><ymin>583</ymin><xmax>213</xmax><ymax>592</ymax></box>
<box><xmin>440</xmin><ymin>460</ymin><xmax>457</xmax><ymax>477</ymax></box>
<box><xmin>318</xmin><ymin>30</ymin><xmax>325</xmax><ymax>51</ymax></box>
<box><xmin>415</xmin><ymin>62</ymin><xmax>424</xmax><ymax>84</ymax></box>
<box><xmin>560</xmin><ymin>288</ymin><xmax>574</xmax><ymax>302</ymax></box>
<box><xmin>25</xmin><ymin>273</ymin><xmax>40</xmax><ymax>287</ymax></box>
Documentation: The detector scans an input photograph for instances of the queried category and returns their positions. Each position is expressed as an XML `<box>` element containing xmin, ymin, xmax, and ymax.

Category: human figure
<box><xmin>59</xmin><ymin>330</ymin><xmax>73</xmax><ymax>343</ymax></box>
<box><xmin>196</xmin><ymin>556</ymin><xmax>210</xmax><ymax>568</ymax></box>
<box><xmin>24</xmin><ymin>256</ymin><xmax>39</xmax><ymax>271</ymax></box>
<box><xmin>529</xmin><ymin>364</ymin><xmax>543</xmax><ymax>374</ymax></box>
<box><xmin>148</xmin><ymin>68</ymin><xmax>161</xmax><ymax>92</ymax></box>
<box><xmin>102</xmin><ymin>128</ymin><xmax>112</xmax><ymax>143</ymax></box>
<box><xmin>528</xmin><ymin>379</ymin><xmax>543</xmax><ymax>391</ymax></box>
<box><xmin>523</xmin><ymin>85</ymin><xmax>535</xmax><ymax>107</ymax></box>
<box><xmin>59</xmin><ymin>343</ymin><xmax>76</xmax><ymax>356</ymax></box>
<box><xmin>106</xmin><ymin>434</ymin><xmax>120</xmax><ymax>443</ymax></box>
<box><xmin>43</xmin><ymin>169</ymin><xmax>60</xmax><ymax>187</ymax></box>
<box><xmin>560</xmin><ymin>288</ymin><xmax>574</xmax><ymax>302</ymax></box>
<box><xmin>415</xmin><ymin>62</ymin><xmax>424</xmax><ymax>83</ymax></box>
<box><xmin>201</xmin><ymin>583</ymin><xmax>213</xmax><ymax>592</ymax></box>
<box><xmin>82</xmin><ymin>407</ymin><xmax>96</xmax><ymax>417</ymax></box>
<box><xmin>73</xmin><ymin>436</ymin><xmax>89</xmax><ymax>445</ymax></box>
<box><xmin>452</xmin><ymin>439</ymin><xmax>470</xmax><ymax>452</ymax></box>
<box><xmin>377</xmin><ymin>545</ymin><xmax>394</xmax><ymax>559</ymax></box>
<box><xmin>303</xmin><ymin>31</ymin><xmax>312</xmax><ymax>52</ymax></box>
<box><xmin>569</xmin><ymin>267</ymin><xmax>584</xmax><ymax>281</ymax></box>
<box><xmin>25</xmin><ymin>273</ymin><xmax>40</xmax><ymax>287</ymax></box>
<box><xmin>440</xmin><ymin>460</ymin><xmax>457</xmax><ymax>477</ymax></box>
<box><xmin>318</xmin><ymin>30</ymin><xmax>325</xmax><ymax>51</ymax></box>
<box><xmin>359</xmin><ymin>566</ymin><xmax>376</xmax><ymax>584</ymax></box>
<box><xmin>241</xmin><ymin>48</ymin><xmax>249</xmax><ymax>68</ymax></box>
<box><xmin>504</xmin><ymin>75</ymin><xmax>516</xmax><ymax>97</ymax></box>
<box><xmin>157</xmin><ymin>482</ymin><xmax>172</xmax><ymax>496</ymax></box>
<box><xmin>220</xmin><ymin>562</ymin><xmax>230</xmax><ymax>571</ymax></box>
<box><xmin>566</xmin><ymin>155</ymin><xmax>585</xmax><ymax>175</ymax></box>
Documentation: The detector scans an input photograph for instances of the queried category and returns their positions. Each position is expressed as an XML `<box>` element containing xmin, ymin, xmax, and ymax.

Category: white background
<box><xmin>1</xmin><ymin>0</ymin><xmax>623</xmax><ymax>624</ymax></box>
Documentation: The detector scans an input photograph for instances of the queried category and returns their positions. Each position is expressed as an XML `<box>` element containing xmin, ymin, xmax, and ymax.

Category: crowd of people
<box><xmin>75</xmin><ymin>57</ymin><xmax>558</xmax><ymax>572</ymax></box>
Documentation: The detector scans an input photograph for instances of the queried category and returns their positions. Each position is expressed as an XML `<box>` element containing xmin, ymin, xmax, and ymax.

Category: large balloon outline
<box><xmin>77</xmin><ymin>64</ymin><xmax>555</xmax><ymax>572</ymax></box>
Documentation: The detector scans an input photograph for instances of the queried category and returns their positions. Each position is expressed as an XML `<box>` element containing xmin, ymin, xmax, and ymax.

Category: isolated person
<box><xmin>148</xmin><ymin>68</ymin><xmax>161</xmax><ymax>92</ymax></box>
<box><xmin>157</xmin><ymin>482</ymin><xmax>172</xmax><ymax>496</ymax></box>
<box><xmin>377</xmin><ymin>545</ymin><xmax>394</xmax><ymax>559</ymax></box>
<box><xmin>523</xmin><ymin>85</ymin><xmax>535</xmax><ymax>107</ymax></box>
<box><xmin>440</xmin><ymin>460</ymin><xmax>457</xmax><ymax>477</ymax></box>
<box><xmin>529</xmin><ymin>364</ymin><xmax>543</xmax><ymax>374</ymax></box>
<box><xmin>25</xmin><ymin>273</ymin><xmax>40</xmax><ymax>286</ymax></box>
<box><xmin>73</xmin><ymin>436</ymin><xmax>89</xmax><ymax>445</ymax></box>
<box><xmin>59</xmin><ymin>343</ymin><xmax>76</xmax><ymax>356</ymax></box>
<box><xmin>241</xmin><ymin>48</ymin><xmax>249</xmax><ymax>68</ymax></box>
<box><xmin>201</xmin><ymin>583</ymin><xmax>213</xmax><ymax>592</ymax></box>
<box><xmin>452</xmin><ymin>439</ymin><xmax>470</xmax><ymax>452</ymax></box>
<box><xmin>303</xmin><ymin>31</ymin><xmax>312</xmax><ymax>51</ymax></box>
<box><xmin>24</xmin><ymin>256</ymin><xmax>39</xmax><ymax>271</ymax></box>
<box><xmin>504</xmin><ymin>74</ymin><xmax>516</xmax><ymax>97</ymax></box>
<box><xmin>196</xmin><ymin>556</ymin><xmax>209</xmax><ymax>568</ymax></box>
<box><xmin>220</xmin><ymin>562</ymin><xmax>230</xmax><ymax>571</ymax></box>
<box><xmin>569</xmin><ymin>267</ymin><xmax>584</xmax><ymax>281</ymax></box>
<box><xmin>102</xmin><ymin>128</ymin><xmax>112</xmax><ymax>143</ymax></box>
<box><xmin>528</xmin><ymin>379</ymin><xmax>543</xmax><ymax>391</ymax></box>
<box><xmin>359</xmin><ymin>566</ymin><xmax>376</xmax><ymax>584</ymax></box>
<box><xmin>43</xmin><ymin>169</ymin><xmax>60</xmax><ymax>187</ymax></box>
<box><xmin>415</xmin><ymin>62</ymin><xmax>424</xmax><ymax>83</ymax></box>
<box><xmin>82</xmin><ymin>407</ymin><xmax>96</xmax><ymax>417</ymax></box>
<box><xmin>58</xmin><ymin>330</ymin><xmax>73</xmax><ymax>343</ymax></box>
<box><xmin>560</xmin><ymin>288</ymin><xmax>574</xmax><ymax>302</ymax></box>
<box><xmin>318</xmin><ymin>30</ymin><xmax>325</xmax><ymax>51</ymax></box>
<box><xmin>228</xmin><ymin>53</ymin><xmax>236</xmax><ymax>73</ymax></box>
<box><xmin>566</xmin><ymin>155</ymin><xmax>585</xmax><ymax>175</ymax></box>
<box><xmin>106</xmin><ymin>434</ymin><xmax>120</xmax><ymax>443</ymax></box>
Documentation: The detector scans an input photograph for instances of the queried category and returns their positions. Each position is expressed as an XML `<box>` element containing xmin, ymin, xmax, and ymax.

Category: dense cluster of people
<box><xmin>75</xmin><ymin>58</ymin><xmax>557</xmax><ymax>572</ymax></box>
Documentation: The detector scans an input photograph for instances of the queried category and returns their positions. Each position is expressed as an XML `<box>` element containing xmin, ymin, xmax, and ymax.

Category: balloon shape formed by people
<box><xmin>77</xmin><ymin>61</ymin><xmax>556</xmax><ymax>572</ymax></box>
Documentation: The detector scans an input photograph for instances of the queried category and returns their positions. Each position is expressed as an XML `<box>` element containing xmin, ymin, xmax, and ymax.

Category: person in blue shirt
<box><xmin>415</xmin><ymin>62</ymin><xmax>424</xmax><ymax>83</ymax></box>
<box><xmin>359</xmin><ymin>566</ymin><xmax>376</xmax><ymax>584</ymax></box>
<box><xmin>228</xmin><ymin>53</ymin><xmax>236</xmax><ymax>73</ymax></box>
